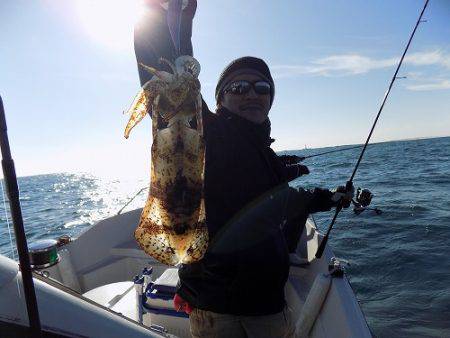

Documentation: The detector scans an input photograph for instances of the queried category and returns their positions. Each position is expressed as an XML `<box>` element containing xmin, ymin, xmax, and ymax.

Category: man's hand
<box><xmin>143</xmin><ymin>0</ymin><xmax>167</xmax><ymax>9</ymax></box>
<box><xmin>331</xmin><ymin>183</ymin><xmax>355</xmax><ymax>208</ymax></box>
<box><xmin>144</xmin><ymin>0</ymin><xmax>191</xmax><ymax>11</ymax></box>
<box><xmin>278</xmin><ymin>154</ymin><xmax>305</xmax><ymax>165</ymax></box>
<box><xmin>173</xmin><ymin>293</ymin><xmax>193</xmax><ymax>314</ymax></box>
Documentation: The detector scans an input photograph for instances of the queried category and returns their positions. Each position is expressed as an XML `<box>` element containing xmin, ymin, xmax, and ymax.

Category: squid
<box><xmin>124</xmin><ymin>56</ymin><xmax>207</xmax><ymax>266</ymax></box>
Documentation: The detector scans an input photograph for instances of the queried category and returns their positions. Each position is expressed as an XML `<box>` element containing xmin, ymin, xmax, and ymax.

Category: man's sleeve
<box><xmin>283</xmin><ymin>165</ymin><xmax>299</xmax><ymax>182</ymax></box>
<box><xmin>134</xmin><ymin>0</ymin><xmax>197</xmax><ymax>86</ymax></box>
<box><xmin>293</xmin><ymin>187</ymin><xmax>336</xmax><ymax>214</ymax></box>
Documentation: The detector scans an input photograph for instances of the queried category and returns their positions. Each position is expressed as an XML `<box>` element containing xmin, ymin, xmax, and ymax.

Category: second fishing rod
<box><xmin>279</xmin><ymin>143</ymin><xmax>373</xmax><ymax>165</ymax></box>
<box><xmin>315</xmin><ymin>0</ymin><xmax>430</xmax><ymax>259</ymax></box>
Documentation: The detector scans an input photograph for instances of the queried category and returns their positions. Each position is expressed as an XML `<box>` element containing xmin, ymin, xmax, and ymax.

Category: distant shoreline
<box><xmin>279</xmin><ymin>135</ymin><xmax>450</xmax><ymax>153</ymax></box>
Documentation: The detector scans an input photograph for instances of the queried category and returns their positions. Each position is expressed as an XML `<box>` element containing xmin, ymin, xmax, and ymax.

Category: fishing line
<box><xmin>1</xmin><ymin>179</ymin><xmax>18</xmax><ymax>260</ymax></box>
<box><xmin>315</xmin><ymin>0</ymin><xmax>430</xmax><ymax>258</ymax></box>
<box><xmin>0</xmin><ymin>179</ymin><xmax>22</xmax><ymax>298</ymax></box>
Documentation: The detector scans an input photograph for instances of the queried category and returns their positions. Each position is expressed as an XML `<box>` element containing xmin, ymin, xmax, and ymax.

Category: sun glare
<box><xmin>74</xmin><ymin>0</ymin><xmax>144</xmax><ymax>51</ymax></box>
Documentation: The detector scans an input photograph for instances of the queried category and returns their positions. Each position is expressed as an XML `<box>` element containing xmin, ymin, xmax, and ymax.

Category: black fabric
<box><xmin>134</xmin><ymin>0</ymin><xmax>197</xmax><ymax>86</ymax></box>
<box><xmin>283</xmin><ymin>164</ymin><xmax>310</xmax><ymax>182</ymax></box>
<box><xmin>282</xmin><ymin>187</ymin><xmax>335</xmax><ymax>253</ymax></box>
<box><xmin>176</xmin><ymin>102</ymin><xmax>336</xmax><ymax>315</ymax></box>
<box><xmin>200</xmin><ymin>104</ymin><xmax>285</xmax><ymax>241</ymax></box>
<box><xmin>177</xmin><ymin>103</ymin><xmax>286</xmax><ymax>315</ymax></box>
<box><xmin>216</xmin><ymin>108</ymin><xmax>275</xmax><ymax>147</ymax></box>
<box><xmin>133</xmin><ymin>5</ymin><xmax>337</xmax><ymax>315</ymax></box>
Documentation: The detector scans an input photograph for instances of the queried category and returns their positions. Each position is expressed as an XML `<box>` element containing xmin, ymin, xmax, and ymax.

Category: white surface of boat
<box><xmin>0</xmin><ymin>208</ymin><xmax>371</xmax><ymax>337</ymax></box>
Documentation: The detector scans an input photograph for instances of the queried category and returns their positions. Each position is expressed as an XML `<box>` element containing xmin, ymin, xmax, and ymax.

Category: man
<box><xmin>134</xmin><ymin>1</ymin><xmax>353</xmax><ymax>337</ymax></box>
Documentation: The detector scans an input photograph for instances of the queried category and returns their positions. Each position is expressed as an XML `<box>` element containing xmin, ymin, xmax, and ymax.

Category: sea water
<box><xmin>1</xmin><ymin>136</ymin><xmax>449</xmax><ymax>337</ymax></box>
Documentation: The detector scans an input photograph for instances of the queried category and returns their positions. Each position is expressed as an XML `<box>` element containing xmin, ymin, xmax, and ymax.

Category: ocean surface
<box><xmin>1</xmin><ymin>136</ymin><xmax>449</xmax><ymax>337</ymax></box>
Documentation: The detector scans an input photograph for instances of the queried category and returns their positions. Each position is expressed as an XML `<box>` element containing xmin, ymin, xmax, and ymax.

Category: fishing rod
<box><xmin>280</xmin><ymin>144</ymin><xmax>372</xmax><ymax>164</ymax></box>
<box><xmin>0</xmin><ymin>96</ymin><xmax>42</xmax><ymax>337</ymax></box>
<box><xmin>303</xmin><ymin>144</ymin><xmax>367</xmax><ymax>160</ymax></box>
<box><xmin>315</xmin><ymin>0</ymin><xmax>430</xmax><ymax>258</ymax></box>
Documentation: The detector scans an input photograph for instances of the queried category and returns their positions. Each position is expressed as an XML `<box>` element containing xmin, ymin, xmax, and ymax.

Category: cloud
<box><xmin>307</xmin><ymin>54</ymin><xmax>395</xmax><ymax>75</ymax></box>
<box><xmin>272</xmin><ymin>50</ymin><xmax>450</xmax><ymax>91</ymax></box>
<box><xmin>405</xmin><ymin>50</ymin><xmax>450</xmax><ymax>69</ymax></box>
<box><xmin>272</xmin><ymin>50</ymin><xmax>450</xmax><ymax>78</ymax></box>
<box><xmin>406</xmin><ymin>79</ymin><xmax>450</xmax><ymax>91</ymax></box>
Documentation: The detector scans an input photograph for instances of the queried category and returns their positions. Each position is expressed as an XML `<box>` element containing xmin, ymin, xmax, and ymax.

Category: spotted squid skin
<box><xmin>125</xmin><ymin>56</ymin><xmax>207</xmax><ymax>266</ymax></box>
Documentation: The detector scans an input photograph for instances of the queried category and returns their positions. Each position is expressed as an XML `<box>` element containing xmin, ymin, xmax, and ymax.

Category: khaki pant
<box><xmin>189</xmin><ymin>306</ymin><xmax>295</xmax><ymax>338</ymax></box>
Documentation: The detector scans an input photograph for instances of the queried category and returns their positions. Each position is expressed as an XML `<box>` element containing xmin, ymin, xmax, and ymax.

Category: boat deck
<box><xmin>0</xmin><ymin>208</ymin><xmax>371</xmax><ymax>337</ymax></box>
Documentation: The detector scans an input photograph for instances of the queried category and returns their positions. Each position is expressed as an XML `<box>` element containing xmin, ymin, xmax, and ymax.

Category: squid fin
<box><xmin>135</xmin><ymin>226</ymin><xmax>179</xmax><ymax>266</ymax></box>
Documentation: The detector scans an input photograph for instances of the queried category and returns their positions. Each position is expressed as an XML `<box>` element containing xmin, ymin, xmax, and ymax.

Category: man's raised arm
<box><xmin>134</xmin><ymin>0</ymin><xmax>197</xmax><ymax>86</ymax></box>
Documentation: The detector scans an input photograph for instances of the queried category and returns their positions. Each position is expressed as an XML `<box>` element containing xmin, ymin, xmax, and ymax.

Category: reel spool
<box><xmin>356</xmin><ymin>188</ymin><xmax>373</xmax><ymax>207</ymax></box>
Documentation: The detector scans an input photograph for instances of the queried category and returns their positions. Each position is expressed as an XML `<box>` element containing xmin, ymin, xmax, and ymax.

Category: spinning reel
<box><xmin>352</xmin><ymin>188</ymin><xmax>382</xmax><ymax>215</ymax></box>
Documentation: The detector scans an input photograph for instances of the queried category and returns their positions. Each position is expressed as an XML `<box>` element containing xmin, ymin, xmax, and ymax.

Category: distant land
<box><xmin>282</xmin><ymin>135</ymin><xmax>450</xmax><ymax>152</ymax></box>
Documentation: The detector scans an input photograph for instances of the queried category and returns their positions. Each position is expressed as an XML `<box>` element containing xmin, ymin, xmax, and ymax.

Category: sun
<box><xmin>74</xmin><ymin>0</ymin><xmax>144</xmax><ymax>51</ymax></box>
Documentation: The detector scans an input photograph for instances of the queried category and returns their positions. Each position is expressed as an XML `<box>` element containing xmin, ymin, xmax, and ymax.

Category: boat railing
<box><xmin>117</xmin><ymin>186</ymin><xmax>149</xmax><ymax>215</ymax></box>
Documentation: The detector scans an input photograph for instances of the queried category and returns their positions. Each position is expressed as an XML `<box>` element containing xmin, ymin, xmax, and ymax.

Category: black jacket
<box><xmin>133</xmin><ymin>2</ymin><xmax>336</xmax><ymax>315</ymax></box>
<box><xmin>175</xmin><ymin>104</ymin><xmax>335</xmax><ymax>315</ymax></box>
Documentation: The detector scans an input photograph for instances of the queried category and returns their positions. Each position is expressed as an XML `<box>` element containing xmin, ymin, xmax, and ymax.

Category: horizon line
<box><xmin>1</xmin><ymin>134</ymin><xmax>448</xmax><ymax>180</ymax></box>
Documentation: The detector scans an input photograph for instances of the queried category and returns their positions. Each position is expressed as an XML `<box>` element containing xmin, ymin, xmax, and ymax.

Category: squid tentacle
<box><xmin>159</xmin><ymin>57</ymin><xmax>178</xmax><ymax>75</ymax></box>
<box><xmin>124</xmin><ymin>89</ymin><xmax>149</xmax><ymax>139</ymax></box>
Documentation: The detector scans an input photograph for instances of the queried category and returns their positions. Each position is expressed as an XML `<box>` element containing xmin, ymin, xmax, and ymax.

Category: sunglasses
<box><xmin>223</xmin><ymin>80</ymin><xmax>271</xmax><ymax>96</ymax></box>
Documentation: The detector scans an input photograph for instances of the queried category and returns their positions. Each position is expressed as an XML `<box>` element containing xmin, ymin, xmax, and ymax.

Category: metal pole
<box><xmin>0</xmin><ymin>96</ymin><xmax>42</xmax><ymax>337</ymax></box>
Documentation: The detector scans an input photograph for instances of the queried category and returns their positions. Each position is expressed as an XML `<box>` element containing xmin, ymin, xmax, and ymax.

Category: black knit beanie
<box><xmin>215</xmin><ymin>56</ymin><xmax>275</xmax><ymax>106</ymax></box>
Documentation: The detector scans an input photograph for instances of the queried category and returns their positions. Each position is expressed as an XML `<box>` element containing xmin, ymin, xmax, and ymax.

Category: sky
<box><xmin>0</xmin><ymin>0</ymin><xmax>449</xmax><ymax>178</ymax></box>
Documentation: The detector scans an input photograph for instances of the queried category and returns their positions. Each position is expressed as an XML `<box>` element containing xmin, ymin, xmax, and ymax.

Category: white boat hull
<box><xmin>0</xmin><ymin>208</ymin><xmax>371</xmax><ymax>337</ymax></box>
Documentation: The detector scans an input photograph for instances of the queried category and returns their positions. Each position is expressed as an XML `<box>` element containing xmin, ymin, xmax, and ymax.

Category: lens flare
<box><xmin>74</xmin><ymin>0</ymin><xmax>144</xmax><ymax>51</ymax></box>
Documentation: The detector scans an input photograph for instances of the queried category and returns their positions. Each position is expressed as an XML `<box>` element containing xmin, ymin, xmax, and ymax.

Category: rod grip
<box><xmin>315</xmin><ymin>204</ymin><xmax>343</xmax><ymax>259</ymax></box>
<box><xmin>315</xmin><ymin>236</ymin><xmax>327</xmax><ymax>259</ymax></box>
